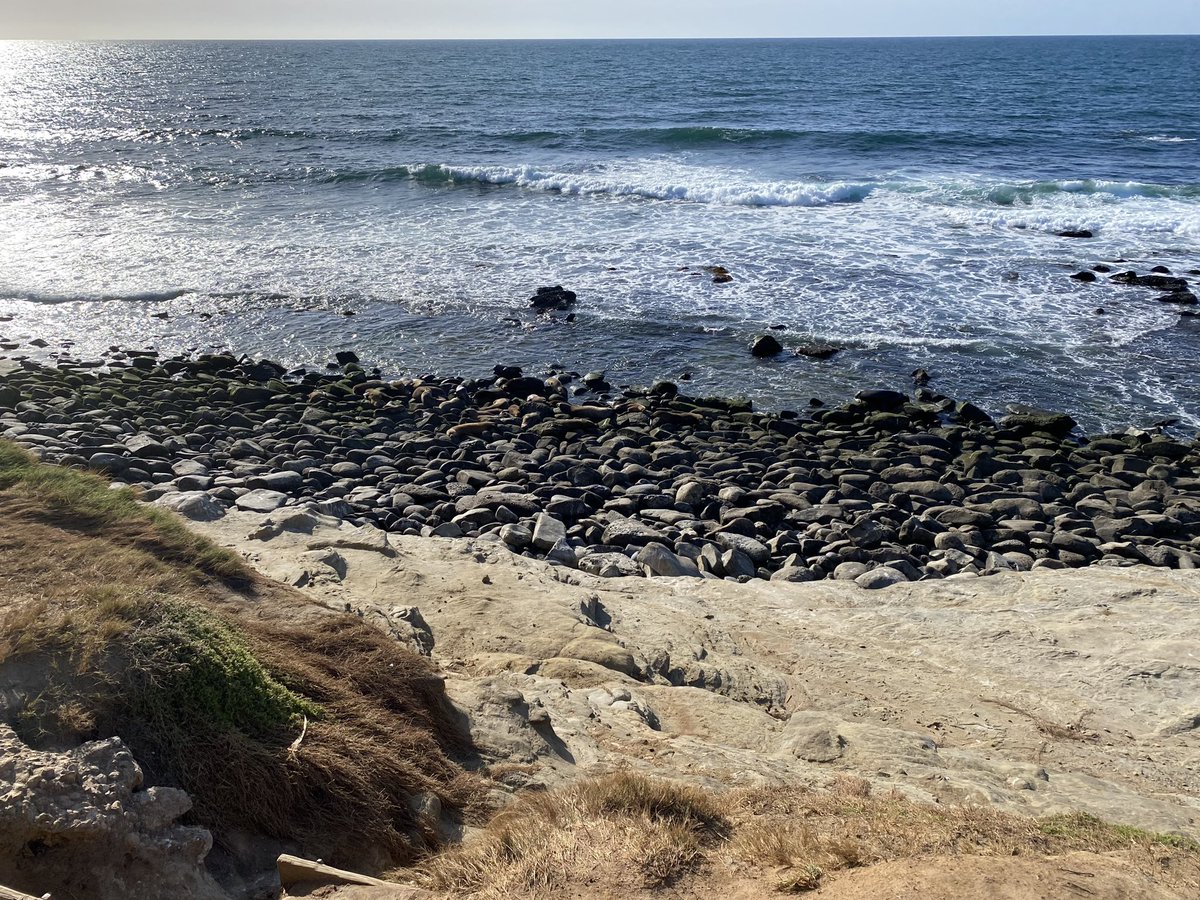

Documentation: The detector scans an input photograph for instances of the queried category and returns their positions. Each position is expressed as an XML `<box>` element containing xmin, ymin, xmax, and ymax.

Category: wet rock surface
<box><xmin>2</xmin><ymin>350</ymin><xmax>1199</xmax><ymax>586</ymax></box>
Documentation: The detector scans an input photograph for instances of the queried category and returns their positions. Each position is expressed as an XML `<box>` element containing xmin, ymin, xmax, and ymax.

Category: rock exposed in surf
<box><xmin>1110</xmin><ymin>272</ymin><xmax>1189</xmax><ymax>291</ymax></box>
<box><xmin>794</xmin><ymin>342</ymin><xmax>842</xmax><ymax>360</ymax></box>
<box><xmin>1070</xmin><ymin>271</ymin><xmax>1098</xmax><ymax>282</ymax></box>
<box><xmin>529</xmin><ymin>286</ymin><xmax>577</xmax><ymax>311</ymax></box>
<box><xmin>750</xmin><ymin>335</ymin><xmax>783</xmax><ymax>358</ymax></box>
<box><xmin>1056</xmin><ymin>229</ymin><xmax>1094</xmax><ymax>239</ymax></box>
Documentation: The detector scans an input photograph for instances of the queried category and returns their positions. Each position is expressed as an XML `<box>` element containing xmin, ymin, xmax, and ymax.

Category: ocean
<box><xmin>1</xmin><ymin>37</ymin><xmax>1198</xmax><ymax>432</ymax></box>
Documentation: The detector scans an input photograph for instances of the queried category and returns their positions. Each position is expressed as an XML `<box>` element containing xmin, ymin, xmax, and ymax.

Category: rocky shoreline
<box><xmin>1</xmin><ymin>349</ymin><xmax>1198</xmax><ymax>587</ymax></box>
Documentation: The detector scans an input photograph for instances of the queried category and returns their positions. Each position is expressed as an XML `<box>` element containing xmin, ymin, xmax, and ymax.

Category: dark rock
<box><xmin>1070</xmin><ymin>271</ymin><xmax>1098</xmax><ymax>282</ymax></box>
<box><xmin>1158</xmin><ymin>291</ymin><xmax>1197</xmax><ymax>305</ymax></box>
<box><xmin>856</xmin><ymin>389</ymin><xmax>907</xmax><ymax>412</ymax></box>
<box><xmin>750</xmin><ymin>334</ymin><xmax>783</xmax><ymax>358</ymax></box>
<box><xmin>1057</xmin><ymin>230</ymin><xmax>1094</xmax><ymax>239</ymax></box>
<box><xmin>1000</xmin><ymin>404</ymin><xmax>1077</xmax><ymax>438</ymax></box>
<box><xmin>335</xmin><ymin>350</ymin><xmax>360</xmax><ymax>366</ymax></box>
<box><xmin>794</xmin><ymin>342</ymin><xmax>842</xmax><ymax>360</ymax></box>
<box><xmin>529</xmin><ymin>285</ymin><xmax>577</xmax><ymax>310</ymax></box>
<box><xmin>1112</xmin><ymin>272</ymin><xmax>1189</xmax><ymax>291</ymax></box>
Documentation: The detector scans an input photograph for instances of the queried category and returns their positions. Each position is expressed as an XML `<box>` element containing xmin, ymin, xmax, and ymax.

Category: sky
<box><xmin>4</xmin><ymin>0</ymin><xmax>1200</xmax><ymax>40</ymax></box>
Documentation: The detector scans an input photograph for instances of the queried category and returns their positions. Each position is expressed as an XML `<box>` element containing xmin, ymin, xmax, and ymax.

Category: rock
<box><xmin>545</xmin><ymin>538</ymin><xmax>579</xmax><ymax>567</ymax></box>
<box><xmin>582</xmin><ymin>371</ymin><xmax>611</xmax><ymax>391</ymax></box>
<box><xmin>557</xmin><ymin>636</ymin><xmax>641</xmax><ymax>678</ymax></box>
<box><xmin>833</xmin><ymin>561</ymin><xmax>870</xmax><ymax>581</ymax></box>
<box><xmin>234</xmin><ymin>489</ymin><xmax>290</xmax><ymax>513</ymax></box>
<box><xmin>856</xmin><ymin>389</ymin><xmax>907</xmax><ymax>411</ymax></box>
<box><xmin>300</xmin><ymin>547</ymin><xmax>348</xmax><ymax>579</ymax></box>
<box><xmin>749</xmin><ymin>334</ymin><xmax>783</xmax><ymax>357</ymax></box>
<box><xmin>1056</xmin><ymin>229</ymin><xmax>1094</xmax><ymax>238</ymax></box>
<box><xmin>335</xmin><ymin>350</ymin><xmax>360</xmax><ymax>366</ymax></box>
<box><xmin>1000</xmin><ymin>404</ymin><xmax>1077</xmax><ymax>437</ymax></box>
<box><xmin>794</xmin><ymin>342</ymin><xmax>842</xmax><ymax>360</ymax></box>
<box><xmin>579</xmin><ymin>552</ymin><xmax>641</xmax><ymax>578</ymax></box>
<box><xmin>499</xmin><ymin>523</ymin><xmax>533</xmax><ymax>549</ymax></box>
<box><xmin>714</xmin><ymin>532</ymin><xmax>770</xmax><ymax>565</ymax></box>
<box><xmin>770</xmin><ymin>566</ymin><xmax>818</xmax><ymax>583</ymax></box>
<box><xmin>601</xmin><ymin>515</ymin><xmax>669</xmax><ymax>547</ymax></box>
<box><xmin>1158</xmin><ymin>291</ymin><xmax>1197</xmax><ymax>305</ymax></box>
<box><xmin>781</xmin><ymin>722</ymin><xmax>846</xmax><ymax>762</ymax></box>
<box><xmin>249</xmin><ymin>470</ymin><xmax>303</xmax><ymax>492</ymax></box>
<box><xmin>88</xmin><ymin>452</ymin><xmax>128</xmax><ymax>474</ymax></box>
<box><xmin>854</xmin><ymin>566</ymin><xmax>909</xmax><ymax>589</ymax></box>
<box><xmin>635</xmin><ymin>543</ymin><xmax>701</xmax><ymax>578</ymax></box>
<box><xmin>0</xmin><ymin>725</ymin><xmax>225</xmax><ymax>900</ymax></box>
<box><xmin>529</xmin><ymin>285</ymin><xmax>577</xmax><ymax>310</ymax></box>
<box><xmin>1070</xmin><ymin>271</ymin><xmax>1098</xmax><ymax>282</ymax></box>
<box><xmin>154</xmin><ymin>492</ymin><xmax>226</xmax><ymax>522</ymax></box>
<box><xmin>229</xmin><ymin>438</ymin><xmax>266</xmax><ymax>459</ymax></box>
<box><xmin>720</xmin><ymin>547</ymin><xmax>757</xmax><ymax>579</ymax></box>
<box><xmin>124</xmin><ymin>434</ymin><xmax>169</xmax><ymax>459</ymax></box>
<box><xmin>1131</xmin><ymin>274</ymin><xmax>1189</xmax><ymax>291</ymax></box>
<box><xmin>531</xmin><ymin>513</ymin><xmax>567</xmax><ymax>551</ymax></box>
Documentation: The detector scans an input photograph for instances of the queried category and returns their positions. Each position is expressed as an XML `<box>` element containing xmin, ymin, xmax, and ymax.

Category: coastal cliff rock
<box><xmin>0</xmin><ymin>726</ymin><xmax>227</xmax><ymax>900</ymax></box>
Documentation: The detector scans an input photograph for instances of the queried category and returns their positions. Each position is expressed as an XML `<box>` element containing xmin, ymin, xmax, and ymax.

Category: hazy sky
<box><xmin>5</xmin><ymin>0</ymin><xmax>1200</xmax><ymax>40</ymax></box>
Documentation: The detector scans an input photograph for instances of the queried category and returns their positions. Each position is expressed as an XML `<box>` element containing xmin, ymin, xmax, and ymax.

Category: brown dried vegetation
<box><xmin>0</xmin><ymin>440</ymin><xmax>480</xmax><ymax>869</ymax></box>
<box><xmin>416</xmin><ymin>773</ymin><xmax>1199</xmax><ymax>899</ymax></box>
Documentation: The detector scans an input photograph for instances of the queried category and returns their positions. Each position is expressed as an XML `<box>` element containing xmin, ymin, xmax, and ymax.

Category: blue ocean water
<box><xmin>0</xmin><ymin>37</ymin><xmax>1198</xmax><ymax>430</ymax></box>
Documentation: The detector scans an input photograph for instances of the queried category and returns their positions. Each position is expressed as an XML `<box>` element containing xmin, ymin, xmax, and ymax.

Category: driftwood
<box><xmin>276</xmin><ymin>853</ymin><xmax>395</xmax><ymax>888</ymax></box>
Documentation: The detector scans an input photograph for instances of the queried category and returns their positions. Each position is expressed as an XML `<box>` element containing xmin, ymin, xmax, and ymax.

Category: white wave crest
<box><xmin>426</xmin><ymin>162</ymin><xmax>877</xmax><ymax>207</ymax></box>
<box><xmin>0</xmin><ymin>288</ymin><xmax>194</xmax><ymax>304</ymax></box>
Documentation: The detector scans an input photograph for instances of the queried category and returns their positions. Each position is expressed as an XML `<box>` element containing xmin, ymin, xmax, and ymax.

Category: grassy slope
<box><xmin>0</xmin><ymin>440</ymin><xmax>479</xmax><ymax>869</ymax></box>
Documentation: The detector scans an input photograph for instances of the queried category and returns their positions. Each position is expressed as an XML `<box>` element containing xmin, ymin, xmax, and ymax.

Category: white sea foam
<box><xmin>0</xmin><ymin>288</ymin><xmax>194</xmax><ymax>304</ymax></box>
<box><xmin>424</xmin><ymin>162</ymin><xmax>877</xmax><ymax>207</ymax></box>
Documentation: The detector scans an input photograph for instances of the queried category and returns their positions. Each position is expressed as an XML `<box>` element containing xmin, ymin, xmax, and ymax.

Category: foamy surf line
<box><xmin>0</xmin><ymin>288</ymin><xmax>196</xmax><ymax>305</ymax></box>
<box><xmin>317</xmin><ymin>163</ymin><xmax>1200</xmax><ymax>209</ymax></box>
<box><xmin>323</xmin><ymin>163</ymin><xmax>878</xmax><ymax>206</ymax></box>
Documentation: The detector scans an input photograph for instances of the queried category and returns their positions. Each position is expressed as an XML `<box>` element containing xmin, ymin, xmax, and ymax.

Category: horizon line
<box><xmin>3</xmin><ymin>33</ymin><xmax>1200</xmax><ymax>42</ymax></box>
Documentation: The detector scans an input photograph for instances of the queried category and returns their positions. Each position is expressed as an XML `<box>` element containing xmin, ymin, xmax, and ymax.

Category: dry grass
<box><xmin>0</xmin><ymin>440</ymin><xmax>481</xmax><ymax>869</ymax></box>
<box><xmin>416</xmin><ymin>772</ymin><xmax>1199</xmax><ymax>898</ymax></box>
<box><xmin>418</xmin><ymin>773</ymin><xmax>728</xmax><ymax>897</ymax></box>
<box><xmin>0</xmin><ymin>439</ymin><xmax>246</xmax><ymax>580</ymax></box>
